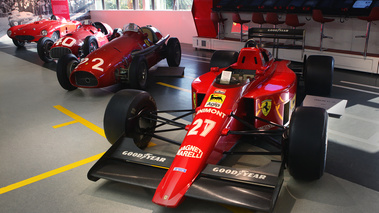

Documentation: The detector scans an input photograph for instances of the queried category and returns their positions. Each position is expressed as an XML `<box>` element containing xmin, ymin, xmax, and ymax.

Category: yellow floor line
<box><xmin>156</xmin><ymin>82</ymin><xmax>191</xmax><ymax>93</ymax></box>
<box><xmin>0</xmin><ymin>152</ymin><xmax>104</xmax><ymax>194</ymax></box>
<box><xmin>54</xmin><ymin>105</ymin><xmax>105</xmax><ymax>138</ymax></box>
<box><xmin>53</xmin><ymin>120</ymin><xmax>78</xmax><ymax>128</ymax></box>
<box><xmin>0</xmin><ymin>106</ymin><xmax>108</xmax><ymax>194</ymax></box>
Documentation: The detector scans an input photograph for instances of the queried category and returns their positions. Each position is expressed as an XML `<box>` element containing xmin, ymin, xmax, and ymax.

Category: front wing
<box><xmin>88</xmin><ymin>137</ymin><xmax>283</xmax><ymax>212</ymax></box>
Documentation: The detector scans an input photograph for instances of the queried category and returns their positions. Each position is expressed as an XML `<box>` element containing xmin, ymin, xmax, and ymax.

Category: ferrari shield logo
<box><xmin>261</xmin><ymin>99</ymin><xmax>272</xmax><ymax>116</ymax></box>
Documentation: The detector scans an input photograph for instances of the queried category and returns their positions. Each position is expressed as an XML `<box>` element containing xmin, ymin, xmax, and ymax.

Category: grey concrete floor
<box><xmin>1</xmin><ymin>35</ymin><xmax>379</xmax><ymax>213</ymax></box>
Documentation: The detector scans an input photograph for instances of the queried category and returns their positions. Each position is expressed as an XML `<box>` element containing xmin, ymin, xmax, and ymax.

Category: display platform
<box><xmin>303</xmin><ymin>95</ymin><xmax>348</xmax><ymax>117</ymax></box>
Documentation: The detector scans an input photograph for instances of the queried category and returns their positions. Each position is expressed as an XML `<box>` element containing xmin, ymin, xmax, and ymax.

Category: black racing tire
<box><xmin>166</xmin><ymin>37</ymin><xmax>181</xmax><ymax>67</ymax></box>
<box><xmin>129</xmin><ymin>56</ymin><xmax>148</xmax><ymax>90</ymax></box>
<box><xmin>83</xmin><ymin>35</ymin><xmax>98</xmax><ymax>57</ymax></box>
<box><xmin>286</xmin><ymin>106</ymin><xmax>328</xmax><ymax>181</ymax></box>
<box><xmin>304</xmin><ymin>55</ymin><xmax>334</xmax><ymax>96</ymax></box>
<box><xmin>103</xmin><ymin>89</ymin><xmax>157</xmax><ymax>149</ymax></box>
<box><xmin>37</xmin><ymin>37</ymin><xmax>54</xmax><ymax>63</ymax></box>
<box><xmin>50</xmin><ymin>31</ymin><xmax>59</xmax><ymax>42</ymax></box>
<box><xmin>12</xmin><ymin>39</ymin><xmax>25</xmax><ymax>47</ymax></box>
<box><xmin>56</xmin><ymin>53</ymin><xmax>79</xmax><ymax>91</ymax></box>
<box><xmin>210</xmin><ymin>50</ymin><xmax>239</xmax><ymax>69</ymax></box>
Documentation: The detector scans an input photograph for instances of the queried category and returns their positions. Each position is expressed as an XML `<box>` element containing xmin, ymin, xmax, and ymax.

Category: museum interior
<box><xmin>1</xmin><ymin>0</ymin><xmax>379</xmax><ymax>213</ymax></box>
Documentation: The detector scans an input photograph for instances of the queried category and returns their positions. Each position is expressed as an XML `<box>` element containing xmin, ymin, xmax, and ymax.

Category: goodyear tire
<box><xmin>37</xmin><ymin>37</ymin><xmax>54</xmax><ymax>63</ymax></box>
<box><xmin>104</xmin><ymin>89</ymin><xmax>157</xmax><ymax>149</ymax></box>
<box><xmin>166</xmin><ymin>37</ymin><xmax>181</xmax><ymax>67</ymax></box>
<box><xmin>210</xmin><ymin>50</ymin><xmax>239</xmax><ymax>69</ymax></box>
<box><xmin>83</xmin><ymin>36</ymin><xmax>98</xmax><ymax>57</ymax></box>
<box><xmin>305</xmin><ymin>55</ymin><xmax>334</xmax><ymax>96</ymax></box>
<box><xmin>56</xmin><ymin>54</ymin><xmax>78</xmax><ymax>91</ymax></box>
<box><xmin>287</xmin><ymin>106</ymin><xmax>328</xmax><ymax>181</ymax></box>
<box><xmin>12</xmin><ymin>39</ymin><xmax>25</xmax><ymax>47</ymax></box>
<box><xmin>129</xmin><ymin>56</ymin><xmax>148</xmax><ymax>90</ymax></box>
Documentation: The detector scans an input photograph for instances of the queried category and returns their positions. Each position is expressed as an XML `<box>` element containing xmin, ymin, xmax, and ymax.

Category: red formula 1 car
<box><xmin>37</xmin><ymin>20</ymin><xmax>119</xmax><ymax>63</ymax></box>
<box><xmin>7</xmin><ymin>15</ymin><xmax>81</xmax><ymax>48</ymax></box>
<box><xmin>56</xmin><ymin>23</ymin><xmax>181</xmax><ymax>91</ymax></box>
<box><xmin>88</xmin><ymin>40</ymin><xmax>334</xmax><ymax>212</ymax></box>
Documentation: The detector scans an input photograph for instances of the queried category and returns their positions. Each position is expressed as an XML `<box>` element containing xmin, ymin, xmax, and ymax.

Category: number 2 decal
<box><xmin>91</xmin><ymin>58</ymin><xmax>104</xmax><ymax>71</ymax></box>
<box><xmin>187</xmin><ymin>119</ymin><xmax>216</xmax><ymax>137</ymax></box>
<box><xmin>78</xmin><ymin>57</ymin><xmax>104</xmax><ymax>72</ymax></box>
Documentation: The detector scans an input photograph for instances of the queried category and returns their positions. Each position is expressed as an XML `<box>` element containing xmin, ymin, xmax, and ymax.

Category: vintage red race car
<box><xmin>7</xmin><ymin>15</ymin><xmax>81</xmax><ymax>48</ymax></box>
<box><xmin>37</xmin><ymin>20</ymin><xmax>119</xmax><ymax>63</ymax></box>
<box><xmin>56</xmin><ymin>23</ymin><xmax>181</xmax><ymax>91</ymax></box>
<box><xmin>87</xmin><ymin>40</ymin><xmax>334</xmax><ymax>212</ymax></box>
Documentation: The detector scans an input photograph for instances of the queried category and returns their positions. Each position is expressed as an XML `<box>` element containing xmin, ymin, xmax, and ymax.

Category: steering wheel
<box><xmin>244</xmin><ymin>39</ymin><xmax>258</xmax><ymax>48</ymax></box>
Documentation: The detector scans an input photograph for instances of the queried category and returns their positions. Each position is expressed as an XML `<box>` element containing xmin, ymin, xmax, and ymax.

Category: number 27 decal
<box><xmin>187</xmin><ymin>119</ymin><xmax>216</xmax><ymax>137</ymax></box>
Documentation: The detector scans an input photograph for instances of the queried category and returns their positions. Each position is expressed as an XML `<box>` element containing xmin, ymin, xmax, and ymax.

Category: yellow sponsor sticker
<box><xmin>205</xmin><ymin>93</ymin><xmax>226</xmax><ymax>109</ymax></box>
<box><xmin>261</xmin><ymin>99</ymin><xmax>272</xmax><ymax>116</ymax></box>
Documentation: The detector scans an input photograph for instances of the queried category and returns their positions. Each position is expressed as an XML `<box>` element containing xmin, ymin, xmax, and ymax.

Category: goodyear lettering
<box><xmin>212</xmin><ymin>167</ymin><xmax>267</xmax><ymax>180</ymax></box>
<box><xmin>196</xmin><ymin>108</ymin><xmax>226</xmax><ymax>118</ymax></box>
<box><xmin>267</xmin><ymin>29</ymin><xmax>289</xmax><ymax>33</ymax></box>
<box><xmin>122</xmin><ymin>151</ymin><xmax>166</xmax><ymax>162</ymax></box>
<box><xmin>176</xmin><ymin>145</ymin><xmax>203</xmax><ymax>158</ymax></box>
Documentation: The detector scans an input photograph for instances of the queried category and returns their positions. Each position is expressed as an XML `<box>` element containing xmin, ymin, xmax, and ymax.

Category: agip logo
<box><xmin>261</xmin><ymin>99</ymin><xmax>272</xmax><ymax>116</ymax></box>
<box><xmin>205</xmin><ymin>93</ymin><xmax>226</xmax><ymax>109</ymax></box>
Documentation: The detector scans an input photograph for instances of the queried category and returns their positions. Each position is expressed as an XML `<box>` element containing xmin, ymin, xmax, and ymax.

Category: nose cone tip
<box><xmin>152</xmin><ymin>191</ymin><xmax>184</xmax><ymax>208</ymax></box>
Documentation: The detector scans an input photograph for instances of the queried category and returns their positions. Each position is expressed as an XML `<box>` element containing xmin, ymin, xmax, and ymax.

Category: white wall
<box><xmin>90</xmin><ymin>10</ymin><xmax>198</xmax><ymax>44</ymax></box>
<box><xmin>227</xmin><ymin>12</ymin><xmax>379</xmax><ymax>55</ymax></box>
<box><xmin>90</xmin><ymin>10</ymin><xmax>378</xmax><ymax>55</ymax></box>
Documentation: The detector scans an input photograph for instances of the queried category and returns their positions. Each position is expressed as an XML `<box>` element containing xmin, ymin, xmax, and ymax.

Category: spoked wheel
<box><xmin>286</xmin><ymin>106</ymin><xmax>328</xmax><ymax>181</ymax></box>
<box><xmin>37</xmin><ymin>37</ymin><xmax>54</xmax><ymax>63</ymax></box>
<box><xmin>209</xmin><ymin>50</ymin><xmax>239</xmax><ymax>69</ymax></box>
<box><xmin>129</xmin><ymin>56</ymin><xmax>148</xmax><ymax>90</ymax></box>
<box><xmin>166</xmin><ymin>37</ymin><xmax>181</xmax><ymax>67</ymax></box>
<box><xmin>50</xmin><ymin>31</ymin><xmax>59</xmax><ymax>42</ymax></box>
<box><xmin>12</xmin><ymin>39</ymin><xmax>25</xmax><ymax>47</ymax></box>
<box><xmin>56</xmin><ymin>54</ymin><xmax>79</xmax><ymax>91</ymax></box>
<box><xmin>83</xmin><ymin>36</ymin><xmax>98</xmax><ymax>57</ymax></box>
<box><xmin>104</xmin><ymin>89</ymin><xmax>157</xmax><ymax>149</ymax></box>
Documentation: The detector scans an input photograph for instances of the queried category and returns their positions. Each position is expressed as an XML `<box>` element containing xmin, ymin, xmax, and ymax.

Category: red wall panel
<box><xmin>192</xmin><ymin>0</ymin><xmax>217</xmax><ymax>38</ymax></box>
